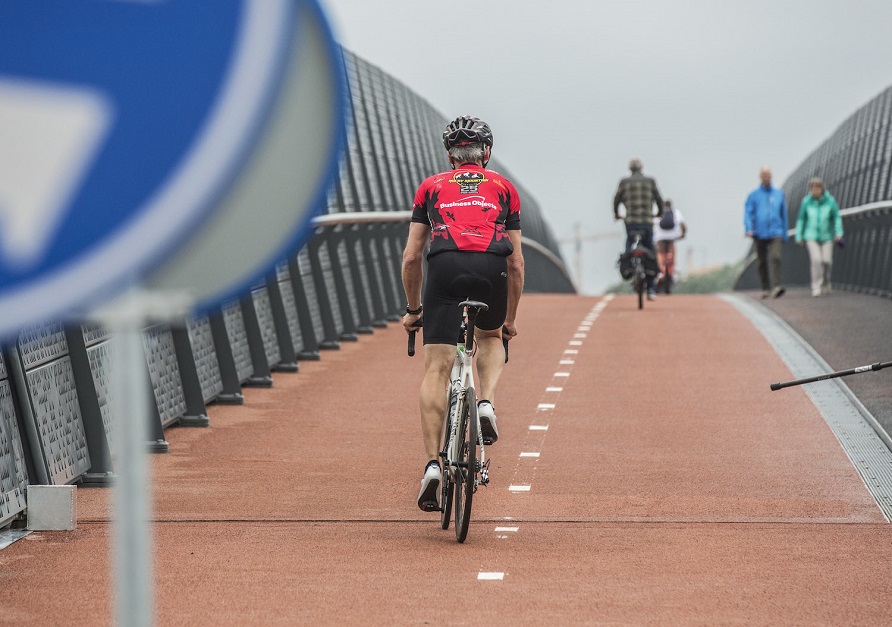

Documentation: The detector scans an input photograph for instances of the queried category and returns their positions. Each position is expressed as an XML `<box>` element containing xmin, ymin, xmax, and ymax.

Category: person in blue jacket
<box><xmin>744</xmin><ymin>167</ymin><xmax>788</xmax><ymax>298</ymax></box>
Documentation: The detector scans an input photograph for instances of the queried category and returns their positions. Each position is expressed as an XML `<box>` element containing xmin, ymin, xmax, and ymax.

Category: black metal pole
<box><xmin>770</xmin><ymin>360</ymin><xmax>892</xmax><ymax>391</ymax></box>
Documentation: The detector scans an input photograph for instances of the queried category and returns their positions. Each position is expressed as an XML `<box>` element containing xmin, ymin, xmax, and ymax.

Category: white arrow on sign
<box><xmin>0</xmin><ymin>78</ymin><xmax>113</xmax><ymax>270</ymax></box>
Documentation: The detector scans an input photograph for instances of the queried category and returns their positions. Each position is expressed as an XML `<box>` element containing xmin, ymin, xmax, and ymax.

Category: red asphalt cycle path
<box><xmin>1</xmin><ymin>294</ymin><xmax>890</xmax><ymax>625</ymax></box>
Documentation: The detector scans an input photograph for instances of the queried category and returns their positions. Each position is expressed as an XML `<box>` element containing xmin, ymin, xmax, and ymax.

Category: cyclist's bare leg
<box><xmin>656</xmin><ymin>246</ymin><xmax>666</xmax><ymax>274</ymax></box>
<box><xmin>420</xmin><ymin>344</ymin><xmax>454</xmax><ymax>462</ymax></box>
<box><xmin>474</xmin><ymin>327</ymin><xmax>505</xmax><ymax>404</ymax></box>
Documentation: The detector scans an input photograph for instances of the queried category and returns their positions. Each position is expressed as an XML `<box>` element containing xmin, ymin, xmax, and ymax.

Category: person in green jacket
<box><xmin>795</xmin><ymin>177</ymin><xmax>843</xmax><ymax>297</ymax></box>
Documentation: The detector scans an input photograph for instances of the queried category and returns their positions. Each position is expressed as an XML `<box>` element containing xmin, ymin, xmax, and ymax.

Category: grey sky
<box><xmin>323</xmin><ymin>0</ymin><xmax>892</xmax><ymax>293</ymax></box>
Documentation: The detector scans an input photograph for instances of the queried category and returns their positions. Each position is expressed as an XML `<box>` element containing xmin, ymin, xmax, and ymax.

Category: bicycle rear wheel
<box><xmin>439</xmin><ymin>401</ymin><xmax>454</xmax><ymax>530</ymax></box>
<box><xmin>635</xmin><ymin>271</ymin><xmax>644</xmax><ymax>310</ymax></box>
<box><xmin>454</xmin><ymin>387</ymin><xmax>478</xmax><ymax>543</ymax></box>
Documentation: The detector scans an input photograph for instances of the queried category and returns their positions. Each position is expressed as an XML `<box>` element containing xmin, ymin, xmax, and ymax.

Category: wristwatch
<box><xmin>406</xmin><ymin>304</ymin><xmax>423</xmax><ymax>315</ymax></box>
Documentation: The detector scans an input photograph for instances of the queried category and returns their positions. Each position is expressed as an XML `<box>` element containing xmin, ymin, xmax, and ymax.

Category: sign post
<box><xmin>0</xmin><ymin>1</ymin><xmax>346</xmax><ymax>625</ymax></box>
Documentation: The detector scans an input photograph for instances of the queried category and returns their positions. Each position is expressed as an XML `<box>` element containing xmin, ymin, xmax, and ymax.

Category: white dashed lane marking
<box><xmin>486</xmin><ymin>298</ymin><xmax>614</xmax><ymax>584</ymax></box>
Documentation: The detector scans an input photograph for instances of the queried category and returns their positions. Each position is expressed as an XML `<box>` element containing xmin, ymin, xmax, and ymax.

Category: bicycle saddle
<box><xmin>459</xmin><ymin>299</ymin><xmax>489</xmax><ymax>312</ymax></box>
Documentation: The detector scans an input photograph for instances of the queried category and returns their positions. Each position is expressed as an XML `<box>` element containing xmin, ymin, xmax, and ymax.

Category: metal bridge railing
<box><xmin>0</xmin><ymin>213</ymin><xmax>574</xmax><ymax>530</ymax></box>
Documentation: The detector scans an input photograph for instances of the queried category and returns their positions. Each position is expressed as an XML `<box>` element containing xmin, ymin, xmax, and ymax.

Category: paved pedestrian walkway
<box><xmin>1</xmin><ymin>293</ymin><xmax>891</xmax><ymax>625</ymax></box>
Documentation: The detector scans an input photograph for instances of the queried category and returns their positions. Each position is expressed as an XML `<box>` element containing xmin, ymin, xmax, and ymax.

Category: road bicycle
<box><xmin>408</xmin><ymin>300</ymin><xmax>504</xmax><ymax>543</ymax></box>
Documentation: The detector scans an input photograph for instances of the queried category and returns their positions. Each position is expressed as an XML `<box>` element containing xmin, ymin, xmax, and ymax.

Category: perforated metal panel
<box><xmin>0</xmin><ymin>379</ymin><xmax>28</xmax><ymax>525</ymax></box>
<box><xmin>18</xmin><ymin>323</ymin><xmax>68</xmax><ymax>369</ymax></box>
<box><xmin>252</xmin><ymin>286</ymin><xmax>281</xmax><ymax>367</ymax></box>
<box><xmin>82</xmin><ymin>323</ymin><xmax>109</xmax><ymax>347</ymax></box>
<box><xmin>26</xmin><ymin>358</ymin><xmax>91</xmax><ymax>485</ymax></box>
<box><xmin>142</xmin><ymin>325</ymin><xmax>187</xmax><ymax>427</ymax></box>
<box><xmin>222</xmin><ymin>301</ymin><xmax>254</xmax><ymax>383</ymax></box>
<box><xmin>87</xmin><ymin>340</ymin><xmax>115</xmax><ymax>452</ymax></box>
<box><xmin>368</xmin><ymin>240</ymin><xmax>389</xmax><ymax>312</ymax></box>
<box><xmin>276</xmin><ymin>260</ymin><xmax>290</xmax><ymax>283</ymax></box>
<box><xmin>353</xmin><ymin>238</ymin><xmax>376</xmax><ymax>322</ymax></box>
<box><xmin>0</xmin><ymin>352</ymin><xmax>6</xmax><ymax>381</ymax></box>
<box><xmin>186</xmin><ymin>316</ymin><xmax>224</xmax><ymax>403</ymax></box>
<box><xmin>337</xmin><ymin>239</ymin><xmax>362</xmax><ymax>325</ymax></box>
<box><xmin>316</xmin><ymin>242</ymin><xmax>344</xmax><ymax>334</ymax></box>
<box><xmin>277</xmin><ymin>274</ymin><xmax>305</xmax><ymax>353</ymax></box>
<box><xmin>381</xmin><ymin>237</ymin><xmax>405</xmax><ymax>311</ymax></box>
<box><xmin>298</xmin><ymin>248</ymin><xmax>326</xmax><ymax>341</ymax></box>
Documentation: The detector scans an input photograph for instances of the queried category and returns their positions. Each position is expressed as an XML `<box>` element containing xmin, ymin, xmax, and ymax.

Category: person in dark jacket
<box><xmin>613</xmin><ymin>158</ymin><xmax>664</xmax><ymax>300</ymax></box>
<box><xmin>744</xmin><ymin>167</ymin><xmax>788</xmax><ymax>298</ymax></box>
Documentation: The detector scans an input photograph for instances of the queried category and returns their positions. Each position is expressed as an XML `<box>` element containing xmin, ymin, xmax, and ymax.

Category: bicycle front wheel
<box><xmin>635</xmin><ymin>272</ymin><xmax>644</xmax><ymax>309</ymax></box>
<box><xmin>454</xmin><ymin>388</ymin><xmax>478</xmax><ymax>543</ymax></box>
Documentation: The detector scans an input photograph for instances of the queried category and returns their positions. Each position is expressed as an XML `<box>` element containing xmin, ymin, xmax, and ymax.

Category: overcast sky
<box><xmin>322</xmin><ymin>0</ymin><xmax>892</xmax><ymax>294</ymax></box>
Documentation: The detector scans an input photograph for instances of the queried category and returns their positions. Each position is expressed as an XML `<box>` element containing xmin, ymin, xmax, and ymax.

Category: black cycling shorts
<box><xmin>422</xmin><ymin>251</ymin><xmax>508</xmax><ymax>345</ymax></box>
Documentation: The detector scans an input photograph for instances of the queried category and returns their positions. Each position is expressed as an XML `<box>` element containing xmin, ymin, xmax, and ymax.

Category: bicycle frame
<box><xmin>628</xmin><ymin>232</ymin><xmax>647</xmax><ymax>309</ymax></box>
<box><xmin>443</xmin><ymin>314</ymin><xmax>487</xmax><ymax>486</ymax></box>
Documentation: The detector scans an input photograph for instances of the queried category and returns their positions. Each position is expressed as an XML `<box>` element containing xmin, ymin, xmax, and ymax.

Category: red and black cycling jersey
<box><xmin>410</xmin><ymin>164</ymin><xmax>521</xmax><ymax>257</ymax></box>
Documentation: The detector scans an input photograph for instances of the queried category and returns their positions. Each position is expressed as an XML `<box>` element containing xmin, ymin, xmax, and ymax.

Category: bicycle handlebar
<box><xmin>407</xmin><ymin>318</ymin><xmax>423</xmax><ymax>357</ymax></box>
<box><xmin>408</xmin><ymin>318</ymin><xmax>510</xmax><ymax>363</ymax></box>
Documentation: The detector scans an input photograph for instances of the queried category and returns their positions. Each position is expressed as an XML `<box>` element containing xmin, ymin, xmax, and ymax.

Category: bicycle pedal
<box><xmin>479</xmin><ymin>459</ymin><xmax>491</xmax><ymax>486</ymax></box>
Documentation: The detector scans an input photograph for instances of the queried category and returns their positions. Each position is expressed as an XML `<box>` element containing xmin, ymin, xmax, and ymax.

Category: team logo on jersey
<box><xmin>450</xmin><ymin>171</ymin><xmax>488</xmax><ymax>194</ymax></box>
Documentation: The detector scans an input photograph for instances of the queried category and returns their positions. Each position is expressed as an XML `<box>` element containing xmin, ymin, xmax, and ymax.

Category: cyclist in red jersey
<box><xmin>402</xmin><ymin>116</ymin><xmax>524</xmax><ymax>512</ymax></box>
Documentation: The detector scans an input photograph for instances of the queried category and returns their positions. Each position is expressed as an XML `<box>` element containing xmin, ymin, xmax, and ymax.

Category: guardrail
<box><xmin>734</xmin><ymin>200</ymin><xmax>892</xmax><ymax>297</ymax></box>
<box><xmin>0</xmin><ymin>212</ymin><xmax>571</xmax><ymax>529</ymax></box>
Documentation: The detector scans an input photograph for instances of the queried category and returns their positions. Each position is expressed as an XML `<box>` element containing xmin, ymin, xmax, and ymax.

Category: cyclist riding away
<box><xmin>653</xmin><ymin>199</ymin><xmax>687</xmax><ymax>293</ymax></box>
<box><xmin>613</xmin><ymin>158</ymin><xmax>665</xmax><ymax>300</ymax></box>
<box><xmin>401</xmin><ymin>116</ymin><xmax>525</xmax><ymax>512</ymax></box>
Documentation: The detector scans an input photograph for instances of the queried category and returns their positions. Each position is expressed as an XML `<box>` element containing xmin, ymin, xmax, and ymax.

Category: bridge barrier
<box><xmin>734</xmin><ymin>201</ymin><xmax>892</xmax><ymax>298</ymax></box>
<box><xmin>0</xmin><ymin>46</ymin><xmax>574</xmax><ymax>530</ymax></box>
<box><xmin>0</xmin><ymin>210</ymin><xmax>572</xmax><ymax>530</ymax></box>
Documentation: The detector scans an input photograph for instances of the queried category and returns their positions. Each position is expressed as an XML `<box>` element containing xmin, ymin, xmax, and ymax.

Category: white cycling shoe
<box><xmin>477</xmin><ymin>400</ymin><xmax>499</xmax><ymax>445</ymax></box>
<box><xmin>417</xmin><ymin>461</ymin><xmax>440</xmax><ymax>512</ymax></box>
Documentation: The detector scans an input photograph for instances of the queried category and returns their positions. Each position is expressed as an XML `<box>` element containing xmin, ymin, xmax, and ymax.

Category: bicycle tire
<box><xmin>454</xmin><ymin>387</ymin><xmax>477</xmax><ymax>543</ymax></box>
<box><xmin>439</xmin><ymin>400</ymin><xmax>454</xmax><ymax>530</ymax></box>
<box><xmin>636</xmin><ymin>271</ymin><xmax>644</xmax><ymax>310</ymax></box>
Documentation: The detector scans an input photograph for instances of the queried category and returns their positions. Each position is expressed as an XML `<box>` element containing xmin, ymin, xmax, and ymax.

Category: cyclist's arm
<box><xmin>679</xmin><ymin>222</ymin><xmax>687</xmax><ymax>239</ymax></box>
<box><xmin>612</xmin><ymin>184</ymin><xmax>624</xmax><ymax>220</ymax></box>
<box><xmin>504</xmin><ymin>230</ymin><xmax>525</xmax><ymax>339</ymax></box>
<box><xmin>401</xmin><ymin>222</ymin><xmax>429</xmax><ymax>330</ymax></box>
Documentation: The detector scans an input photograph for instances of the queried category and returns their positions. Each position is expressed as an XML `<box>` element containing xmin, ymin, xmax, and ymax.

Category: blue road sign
<box><xmin>0</xmin><ymin>0</ymin><xmax>302</xmax><ymax>336</ymax></box>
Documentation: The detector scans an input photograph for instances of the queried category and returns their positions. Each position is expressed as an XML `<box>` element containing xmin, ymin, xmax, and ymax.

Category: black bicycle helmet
<box><xmin>442</xmin><ymin>116</ymin><xmax>493</xmax><ymax>149</ymax></box>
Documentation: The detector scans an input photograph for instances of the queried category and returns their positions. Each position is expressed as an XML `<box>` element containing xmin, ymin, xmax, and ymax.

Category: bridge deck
<box><xmin>2</xmin><ymin>293</ymin><xmax>891</xmax><ymax>624</ymax></box>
